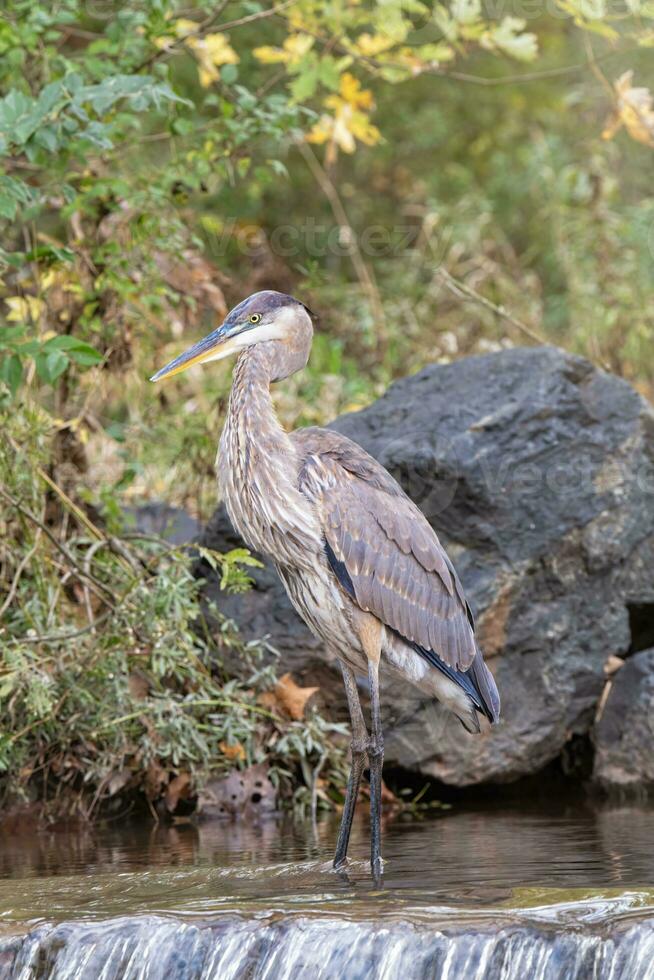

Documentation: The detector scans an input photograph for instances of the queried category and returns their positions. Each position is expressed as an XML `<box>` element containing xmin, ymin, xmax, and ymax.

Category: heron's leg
<box><xmin>368</xmin><ymin>656</ymin><xmax>384</xmax><ymax>880</ymax></box>
<box><xmin>333</xmin><ymin>662</ymin><xmax>368</xmax><ymax>869</ymax></box>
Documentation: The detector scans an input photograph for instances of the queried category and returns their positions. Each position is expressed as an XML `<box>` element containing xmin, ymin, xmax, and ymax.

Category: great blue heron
<box><xmin>151</xmin><ymin>290</ymin><xmax>500</xmax><ymax>877</ymax></box>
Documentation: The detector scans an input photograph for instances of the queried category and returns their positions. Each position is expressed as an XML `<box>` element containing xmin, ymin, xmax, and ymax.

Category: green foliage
<box><xmin>0</xmin><ymin>406</ymin><xmax>348</xmax><ymax>816</ymax></box>
<box><xmin>0</xmin><ymin>328</ymin><xmax>103</xmax><ymax>395</ymax></box>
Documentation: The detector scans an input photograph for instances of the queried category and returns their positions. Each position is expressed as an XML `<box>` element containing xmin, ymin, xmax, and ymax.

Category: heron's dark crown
<box><xmin>226</xmin><ymin>290</ymin><xmax>315</xmax><ymax>324</ymax></box>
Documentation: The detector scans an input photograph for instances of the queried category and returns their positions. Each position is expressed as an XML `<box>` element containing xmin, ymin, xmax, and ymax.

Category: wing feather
<box><xmin>294</xmin><ymin>428</ymin><xmax>477</xmax><ymax>671</ymax></box>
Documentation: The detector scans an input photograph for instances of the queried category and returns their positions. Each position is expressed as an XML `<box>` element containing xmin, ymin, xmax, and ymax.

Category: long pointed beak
<box><xmin>150</xmin><ymin>323</ymin><xmax>236</xmax><ymax>382</ymax></box>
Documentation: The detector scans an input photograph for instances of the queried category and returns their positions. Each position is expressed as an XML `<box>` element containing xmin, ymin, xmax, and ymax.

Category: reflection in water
<box><xmin>1</xmin><ymin>799</ymin><xmax>653</xmax><ymax>896</ymax></box>
<box><xmin>0</xmin><ymin>801</ymin><xmax>652</xmax><ymax>978</ymax></box>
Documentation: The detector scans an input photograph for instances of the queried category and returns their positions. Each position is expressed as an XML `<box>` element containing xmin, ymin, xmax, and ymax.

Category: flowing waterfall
<box><xmin>1</xmin><ymin>912</ymin><xmax>654</xmax><ymax>980</ymax></box>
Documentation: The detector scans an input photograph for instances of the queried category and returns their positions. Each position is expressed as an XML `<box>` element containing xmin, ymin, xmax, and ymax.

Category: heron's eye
<box><xmin>249</xmin><ymin>313</ymin><xmax>261</xmax><ymax>324</ymax></box>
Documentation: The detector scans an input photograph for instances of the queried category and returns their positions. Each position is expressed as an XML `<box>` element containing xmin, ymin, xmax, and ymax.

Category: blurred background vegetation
<box><xmin>1</xmin><ymin>0</ymin><xmax>653</xmax><ymax>821</ymax></box>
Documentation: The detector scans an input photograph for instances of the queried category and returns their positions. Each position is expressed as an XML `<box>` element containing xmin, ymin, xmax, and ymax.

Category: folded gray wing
<box><xmin>294</xmin><ymin>428</ymin><xmax>477</xmax><ymax>671</ymax></box>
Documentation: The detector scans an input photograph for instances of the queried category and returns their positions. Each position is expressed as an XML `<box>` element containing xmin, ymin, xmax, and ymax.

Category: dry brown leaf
<box><xmin>257</xmin><ymin>690</ymin><xmax>281</xmax><ymax>713</ymax></box>
<box><xmin>164</xmin><ymin>771</ymin><xmax>192</xmax><ymax>812</ymax></box>
<box><xmin>603</xmin><ymin>70</ymin><xmax>654</xmax><ymax>148</ymax></box>
<box><xmin>128</xmin><ymin>671</ymin><xmax>150</xmax><ymax>700</ymax></box>
<box><xmin>271</xmin><ymin>672</ymin><xmax>319</xmax><ymax>721</ymax></box>
<box><xmin>219</xmin><ymin>740</ymin><xmax>246</xmax><ymax>763</ymax></box>
<box><xmin>154</xmin><ymin>250</ymin><xmax>229</xmax><ymax>316</ymax></box>
<box><xmin>107</xmin><ymin>768</ymin><xmax>132</xmax><ymax>797</ymax></box>
<box><xmin>144</xmin><ymin>761</ymin><xmax>168</xmax><ymax>801</ymax></box>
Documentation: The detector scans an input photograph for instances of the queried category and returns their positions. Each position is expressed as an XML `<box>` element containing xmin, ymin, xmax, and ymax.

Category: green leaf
<box><xmin>0</xmin><ymin>353</ymin><xmax>22</xmax><ymax>395</ymax></box>
<box><xmin>43</xmin><ymin>335</ymin><xmax>84</xmax><ymax>352</ymax></box>
<box><xmin>46</xmin><ymin>349</ymin><xmax>70</xmax><ymax>381</ymax></box>
<box><xmin>221</xmin><ymin>64</ymin><xmax>239</xmax><ymax>85</ymax></box>
<box><xmin>318</xmin><ymin>56</ymin><xmax>341</xmax><ymax>92</ymax></box>
<box><xmin>0</xmin><ymin>325</ymin><xmax>28</xmax><ymax>346</ymax></box>
<box><xmin>34</xmin><ymin>350</ymin><xmax>67</xmax><ymax>384</ymax></box>
<box><xmin>67</xmin><ymin>344</ymin><xmax>104</xmax><ymax>366</ymax></box>
<box><xmin>42</xmin><ymin>335</ymin><xmax>103</xmax><ymax>365</ymax></box>
<box><xmin>0</xmin><ymin>175</ymin><xmax>36</xmax><ymax>221</ymax></box>
<box><xmin>289</xmin><ymin>56</ymin><xmax>321</xmax><ymax>101</ymax></box>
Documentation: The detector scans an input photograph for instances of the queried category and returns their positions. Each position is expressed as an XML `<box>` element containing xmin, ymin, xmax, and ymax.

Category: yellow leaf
<box><xmin>283</xmin><ymin>33</ymin><xmax>314</xmax><ymax>60</ymax></box>
<box><xmin>349</xmin><ymin>111</ymin><xmax>381</xmax><ymax>147</ymax></box>
<box><xmin>40</xmin><ymin>269</ymin><xmax>57</xmax><ymax>291</ymax></box>
<box><xmin>174</xmin><ymin>22</ymin><xmax>239</xmax><ymax>87</ymax></box>
<box><xmin>253</xmin><ymin>45</ymin><xmax>288</xmax><ymax>64</ymax></box>
<box><xmin>355</xmin><ymin>32</ymin><xmax>395</xmax><ymax>57</ymax></box>
<box><xmin>203</xmin><ymin>33</ymin><xmax>239</xmax><ymax>66</ymax></box>
<box><xmin>603</xmin><ymin>70</ymin><xmax>654</xmax><ymax>148</ymax></box>
<box><xmin>306</xmin><ymin>73</ymin><xmax>378</xmax><ymax>160</ymax></box>
<box><xmin>339</xmin><ymin>72</ymin><xmax>373</xmax><ymax>110</ymax></box>
<box><xmin>187</xmin><ymin>33</ymin><xmax>239</xmax><ymax>87</ymax></box>
<box><xmin>333</xmin><ymin>112</ymin><xmax>357</xmax><ymax>153</ymax></box>
<box><xmin>5</xmin><ymin>295</ymin><xmax>44</xmax><ymax>323</ymax></box>
<box><xmin>306</xmin><ymin>118</ymin><xmax>333</xmax><ymax>145</ymax></box>
<box><xmin>173</xmin><ymin>18</ymin><xmax>197</xmax><ymax>37</ymax></box>
<box><xmin>254</xmin><ymin>34</ymin><xmax>313</xmax><ymax>67</ymax></box>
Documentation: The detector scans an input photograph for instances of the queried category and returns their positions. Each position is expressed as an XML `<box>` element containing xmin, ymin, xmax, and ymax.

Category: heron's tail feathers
<box><xmin>410</xmin><ymin>641</ymin><xmax>500</xmax><ymax>731</ymax></box>
<box><xmin>457</xmin><ymin>701</ymin><xmax>482</xmax><ymax>734</ymax></box>
<box><xmin>467</xmin><ymin>646</ymin><xmax>501</xmax><ymax>725</ymax></box>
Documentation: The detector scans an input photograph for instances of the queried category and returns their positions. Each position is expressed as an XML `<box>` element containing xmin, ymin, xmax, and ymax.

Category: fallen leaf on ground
<box><xmin>270</xmin><ymin>672</ymin><xmax>319</xmax><ymax>720</ymax></box>
<box><xmin>219</xmin><ymin>740</ymin><xmax>246</xmax><ymax>763</ymax></box>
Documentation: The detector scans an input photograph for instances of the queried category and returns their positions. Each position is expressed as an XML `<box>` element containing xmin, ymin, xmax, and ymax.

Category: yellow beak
<box><xmin>150</xmin><ymin>324</ymin><xmax>236</xmax><ymax>382</ymax></box>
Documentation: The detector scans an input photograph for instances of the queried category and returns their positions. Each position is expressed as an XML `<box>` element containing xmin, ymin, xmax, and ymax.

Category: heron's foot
<box><xmin>333</xmin><ymin>853</ymin><xmax>348</xmax><ymax>871</ymax></box>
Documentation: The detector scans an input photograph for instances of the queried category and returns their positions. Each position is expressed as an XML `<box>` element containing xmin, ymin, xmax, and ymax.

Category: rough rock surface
<box><xmin>593</xmin><ymin>650</ymin><xmax>654</xmax><ymax>793</ymax></box>
<box><xmin>200</xmin><ymin>347</ymin><xmax>654</xmax><ymax>786</ymax></box>
<box><xmin>124</xmin><ymin>502</ymin><xmax>200</xmax><ymax>545</ymax></box>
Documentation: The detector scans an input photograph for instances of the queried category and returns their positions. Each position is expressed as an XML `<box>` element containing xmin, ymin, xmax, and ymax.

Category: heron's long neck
<box><xmin>218</xmin><ymin>346</ymin><xmax>319</xmax><ymax>563</ymax></box>
<box><xmin>223</xmin><ymin>344</ymin><xmax>292</xmax><ymax>469</ymax></box>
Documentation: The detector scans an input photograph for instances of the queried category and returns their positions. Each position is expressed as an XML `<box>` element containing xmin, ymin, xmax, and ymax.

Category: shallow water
<box><xmin>0</xmin><ymin>800</ymin><xmax>653</xmax><ymax>978</ymax></box>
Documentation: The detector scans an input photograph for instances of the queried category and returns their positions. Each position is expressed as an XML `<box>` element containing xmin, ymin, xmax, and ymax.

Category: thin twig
<box><xmin>36</xmin><ymin>466</ymin><xmax>104</xmax><ymax>541</ymax></box>
<box><xmin>0</xmin><ymin>487</ymin><xmax>117</xmax><ymax>605</ymax></box>
<box><xmin>0</xmin><ymin>531</ymin><xmax>42</xmax><ymax>619</ymax></box>
<box><xmin>135</xmin><ymin>0</ymin><xmax>296</xmax><ymax>72</ymax></box>
<box><xmin>296</xmin><ymin>140</ymin><xmax>388</xmax><ymax>351</ymax></box>
<box><xmin>13</xmin><ymin>610</ymin><xmax>114</xmax><ymax>645</ymax></box>
<box><xmin>581</xmin><ymin>33</ymin><xmax>616</xmax><ymax>99</ymax></box>
<box><xmin>82</xmin><ymin>539</ymin><xmax>108</xmax><ymax>635</ymax></box>
<box><xmin>217</xmin><ymin>1</ymin><xmax>296</xmax><ymax>33</ymax></box>
<box><xmin>435</xmin><ymin>266</ymin><xmax>547</xmax><ymax>346</ymax></box>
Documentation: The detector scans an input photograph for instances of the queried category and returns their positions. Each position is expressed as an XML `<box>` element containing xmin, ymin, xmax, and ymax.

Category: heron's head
<box><xmin>150</xmin><ymin>290</ymin><xmax>316</xmax><ymax>384</ymax></box>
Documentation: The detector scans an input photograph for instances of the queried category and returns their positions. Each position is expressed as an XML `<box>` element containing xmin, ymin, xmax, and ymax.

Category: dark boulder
<box><xmin>593</xmin><ymin>650</ymin><xmax>654</xmax><ymax>794</ymax></box>
<box><xmin>123</xmin><ymin>502</ymin><xmax>200</xmax><ymax>545</ymax></box>
<box><xmin>200</xmin><ymin>347</ymin><xmax>654</xmax><ymax>786</ymax></box>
